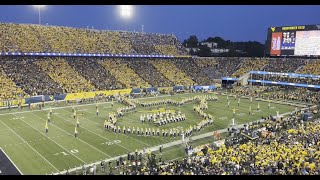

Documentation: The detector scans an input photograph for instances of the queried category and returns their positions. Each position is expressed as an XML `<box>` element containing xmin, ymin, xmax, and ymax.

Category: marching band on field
<box><xmin>103</xmin><ymin>95</ymin><xmax>216</xmax><ymax>139</ymax></box>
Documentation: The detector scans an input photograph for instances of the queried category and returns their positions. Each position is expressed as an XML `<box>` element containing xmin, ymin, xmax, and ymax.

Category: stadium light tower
<box><xmin>34</xmin><ymin>5</ymin><xmax>46</xmax><ymax>25</ymax></box>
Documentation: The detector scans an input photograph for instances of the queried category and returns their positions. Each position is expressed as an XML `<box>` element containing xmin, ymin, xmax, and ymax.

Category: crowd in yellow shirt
<box><xmin>193</xmin><ymin>58</ymin><xmax>219</xmax><ymax>68</ymax></box>
<box><xmin>99</xmin><ymin>59</ymin><xmax>149</xmax><ymax>89</ymax></box>
<box><xmin>0</xmin><ymin>23</ymin><xmax>186</xmax><ymax>56</ymax></box>
<box><xmin>126</xmin><ymin>59</ymin><xmax>174</xmax><ymax>87</ymax></box>
<box><xmin>0</xmin><ymin>68</ymin><xmax>26</xmax><ymax>101</ymax></box>
<box><xmin>35</xmin><ymin>58</ymin><xmax>96</xmax><ymax>93</ymax></box>
<box><xmin>232</xmin><ymin>58</ymin><xmax>269</xmax><ymax>78</ymax></box>
<box><xmin>298</xmin><ymin>59</ymin><xmax>320</xmax><ymax>75</ymax></box>
<box><xmin>150</xmin><ymin>60</ymin><xmax>195</xmax><ymax>86</ymax></box>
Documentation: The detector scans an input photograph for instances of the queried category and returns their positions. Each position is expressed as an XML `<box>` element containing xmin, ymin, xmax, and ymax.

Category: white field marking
<box><xmin>29</xmin><ymin>112</ymin><xmax>111</xmax><ymax>159</ymax></box>
<box><xmin>77</xmin><ymin>109</ymin><xmax>87</xmax><ymax>112</ymax></box>
<box><xmin>0</xmin><ymin>120</ymin><xmax>59</xmax><ymax>172</ymax></box>
<box><xmin>0</xmin><ymin>147</ymin><xmax>23</xmax><ymax>175</ymax></box>
<box><xmin>12</xmin><ymin>114</ymin><xmax>87</xmax><ymax>164</ymax></box>
<box><xmin>53</xmin><ymin>110</ymin><xmax>133</xmax><ymax>152</ymax></box>
<box><xmin>219</xmin><ymin>117</ymin><xmax>227</xmax><ymax>120</ymax></box>
<box><xmin>0</xmin><ymin>93</ymin><xmax>191</xmax><ymax>116</ymax></box>
<box><xmin>237</xmin><ymin>113</ymin><xmax>246</xmax><ymax>117</ymax></box>
<box><xmin>101</xmin><ymin>140</ymin><xmax>122</xmax><ymax>146</ymax></box>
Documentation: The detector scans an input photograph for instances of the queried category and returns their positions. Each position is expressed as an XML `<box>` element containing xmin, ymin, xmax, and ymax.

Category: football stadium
<box><xmin>0</xmin><ymin>5</ymin><xmax>320</xmax><ymax>175</ymax></box>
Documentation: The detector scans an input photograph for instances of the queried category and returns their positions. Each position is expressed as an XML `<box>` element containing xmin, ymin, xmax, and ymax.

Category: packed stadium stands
<box><xmin>35</xmin><ymin>58</ymin><xmax>96</xmax><ymax>93</ymax></box>
<box><xmin>298</xmin><ymin>59</ymin><xmax>320</xmax><ymax>75</ymax></box>
<box><xmin>0</xmin><ymin>23</ymin><xmax>186</xmax><ymax>55</ymax></box>
<box><xmin>98</xmin><ymin>59</ymin><xmax>149</xmax><ymax>88</ymax></box>
<box><xmin>262</xmin><ymin>58</ymin><xmax>307</xmax><ymax>73</ymax></box>
<box><xmin>1</xmin><ymin>23</ymin><xmax>320</xmax><ymax>103</ymax></box>
<box><xmin>150</xmin><ymin>60</ymin><xmax>195</xmax><ymax>86</ymax></box>
<box><xmin>251</xmin><ymin>74</ymin><xmax>320</xmax><ymax>85</ymax></box>
<box><xmin>173</xmin><ymin>58</ymin><xmax>213</xmax><ymax>85</ymax></box>
<box><xmin>232</xmin><ymin>58</ymin><xmax>268</xmax><ymax>78</ymax></box>
<box><xmin>126</xmin><ymin>59</ymin><xmax>174</xmax><ymax>87</ymax></box>
<box><xmin>0</xmin><ymin>57</ymin><xmax>64</xmax><ymax>96</ymax></box>
<box><xmin>67</xmin><ymin>57</ymin><xmax>123</xmax><ymax>90</ymax></box>
<box><xmin>0</xmin><ymin>55</ymin><xmax>320</xmax><ymax>101</ymax></box>
<box><xmin>0</xmin><ymin>67</ymin><xmax>27</xmax><ymax>101</ymax></box>
<box><xmin>192</xmin><ymin>57</ymin><xmax>242</xmax><ymax>79</ymax></box>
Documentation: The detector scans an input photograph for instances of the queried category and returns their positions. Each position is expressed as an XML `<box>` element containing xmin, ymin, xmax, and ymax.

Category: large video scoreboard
<box><xmin>266</xmin><ymin>25</ymin><xmax>320</xmax><ymax>57</ymax></box>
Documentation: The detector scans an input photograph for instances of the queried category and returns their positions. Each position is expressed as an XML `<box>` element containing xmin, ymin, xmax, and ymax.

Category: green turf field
<box><xmin>0</xmin><ymin>92</ymin><xmax>299</xmax><ymax>174</ymax></box>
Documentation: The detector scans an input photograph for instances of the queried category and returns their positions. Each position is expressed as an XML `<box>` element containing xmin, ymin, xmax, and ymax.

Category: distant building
<box><xmin>211</xmin><ymin>48</ymin><xmax>229</xmax><ymax>54</ymax></box>
<box><xmin>201</xmin><ymin>42</ymin><xmax>218</xmax><ymax>49</ymax></box>
<box><xmin>200</xmin><ymin>42</ymin><xmax>229</xmax><ymax>54</ymax></box>
<box><xmin>185</xmin><ymin>48</ymin><xmax>200</xmax><ymax>53</ymax></box>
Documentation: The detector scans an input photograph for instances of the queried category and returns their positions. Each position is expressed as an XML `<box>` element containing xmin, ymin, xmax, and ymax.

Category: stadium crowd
<box><xmin>67</xmin><ymin>57</ymin><xmax>123</xmax><ymax>90</ymax></box>
<box><xmin>0</xmin><ymin>23</ymin><xmax>186</xmax><ymax>55</ymax></box>
<box><xmin>232</xmin><ymin>58</ymin><xmax>268</xmax><ymax>78</ymax></box>
<box><xmin>173</xmin><ymin>58</ymin><xmax>213</xmax><ymax>85</ymax></box>
<box><xmin>251</xmin><ymin>74</ymin><xmax>320</xmax><ymax>85</ymax></box>
<box><xmin>126</xmin><ymin>59</ymin><xmax>174</xmax><ymax>87</ymax></box>
<box><xmin>35</xmin><ymin>58</ymin><xmax>96</xmax><ymax>93</ymax></box>
<box><xmin>150</xmin><ymin>60</ymin><xmax>195</xmax><ymax>86</ymax></box>
<box><xmin>0</xmin><ymin>57</ymin><xmax>64</xmax><ymax>96</ymax></box>
<box><xmin>298</xmin><ymin>59</ymin><xmax>320</xmax><ymax>75</ymax></box>
<box><xmin>262</xmin><ymin>58</ymin><xmax>307</xmax><ymax>73</ymax></box>
<box><xmin>99</xmin><ymin>59</ymin><xmax>149</xmax><ymax>88</ymax></box>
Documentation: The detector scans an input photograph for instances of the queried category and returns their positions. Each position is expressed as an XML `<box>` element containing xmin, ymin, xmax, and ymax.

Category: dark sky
<box><xmin>0</xmin><ymin>5</ymin><xmax>319</xmax><ymax>43</ymax></box>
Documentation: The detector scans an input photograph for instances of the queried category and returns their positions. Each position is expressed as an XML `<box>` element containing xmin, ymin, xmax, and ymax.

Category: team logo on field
<box><xmin>237</xmin><ymin>113</ymin><xmax>246</xmax><ymax>117</ymax></box>
<box><xmin>219</xmin><ymin>117</ymin><xmax>227</xmax><ymax>120</ymax></box>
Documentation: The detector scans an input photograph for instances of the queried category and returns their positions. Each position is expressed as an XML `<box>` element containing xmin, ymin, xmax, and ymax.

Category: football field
<box><xmin>0</xmin><ymin>92</ymin><xmax>298</xmax><ymax>174</ymax></box>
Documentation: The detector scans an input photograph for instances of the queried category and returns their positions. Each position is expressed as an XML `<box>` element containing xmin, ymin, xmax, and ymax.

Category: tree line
<box><xmin>182</xmin><ymin>35</ymin><xmax>265</xmax><ymax>57</ymax></box>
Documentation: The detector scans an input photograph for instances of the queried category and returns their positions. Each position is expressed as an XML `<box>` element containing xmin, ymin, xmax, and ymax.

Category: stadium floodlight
<box><xmin>119</xmin><ymin>5</ymin><xmax>133</xmax><ymax>19</ymax></box>
<box><xmin>34</xmin><ymin>5</ymin><xmax>46</xmax><ymax>25</ymax></box>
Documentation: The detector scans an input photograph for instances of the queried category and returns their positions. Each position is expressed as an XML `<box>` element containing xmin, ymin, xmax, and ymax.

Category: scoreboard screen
<box><xmin>266</xmin><ymin>25</ymin><xmax>320</xmax><ymax>57</ymax></box>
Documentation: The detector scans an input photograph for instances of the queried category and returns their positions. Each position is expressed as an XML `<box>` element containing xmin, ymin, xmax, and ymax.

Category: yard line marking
<box><xmin>0</xmin><ymin>120</ymin><xmax>59</xmax><ymax>172</ymax></box>
<box><xmin>53</xmin><ymin>111</ymin><xmax>132</xmax><ymax>152</ymax></box>
<box><xmin>29</xmin><ymin>112</ymin><xmax>111</xmax><ymax>159</ymax></box>
<box><xmin>12</xmin><ymin>114</ymin><xmax>87</xmax><ymax>165</ymax></box>
<box><xmin>0</xmin><ymin>147</ymin><xmax>24</xmax><ymax>175</ymax></box>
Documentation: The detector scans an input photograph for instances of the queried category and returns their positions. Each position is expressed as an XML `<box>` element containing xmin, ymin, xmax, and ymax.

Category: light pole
<box><xmin>34</xmin><ymin>5</ymin><xmax>46</xmax><ymax>25</ymax></box>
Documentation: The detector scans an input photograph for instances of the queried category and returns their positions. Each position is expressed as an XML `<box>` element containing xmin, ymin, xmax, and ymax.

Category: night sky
<box><xmin>0</xmin><ymin>5</ymin><xmax>319</xmax><ymax>43</ymax></box>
